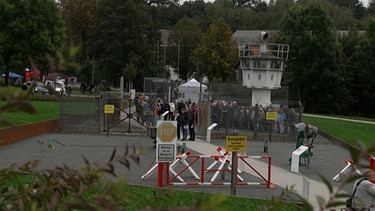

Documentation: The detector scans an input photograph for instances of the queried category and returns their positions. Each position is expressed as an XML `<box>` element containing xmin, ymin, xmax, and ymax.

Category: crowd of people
<box><xmin>134</xmin><ymin>97</ymin><xmax>198</xmax><ymax>141</ymax></box>
<box><xmin>211</xmin><ymin>100</ymin><xmax>299</xmax><ymax>134</ymax></box>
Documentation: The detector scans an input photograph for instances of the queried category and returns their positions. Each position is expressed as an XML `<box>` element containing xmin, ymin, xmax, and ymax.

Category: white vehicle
<box><xmin>55</xmin><ymin>82</ymin><xmax>66</xmax><ymax>95</ymax></box>
<box><xmin>45</xmin><ymin>80</ymin><xmax>66</xmax><ymax>95</ymax></box>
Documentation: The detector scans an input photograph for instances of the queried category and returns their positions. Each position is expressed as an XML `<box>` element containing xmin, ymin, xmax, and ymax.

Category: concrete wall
<box><xmin>0</xmin><ymin>119</ymin><xmax>60</xmax><ymax>147</ymax></box>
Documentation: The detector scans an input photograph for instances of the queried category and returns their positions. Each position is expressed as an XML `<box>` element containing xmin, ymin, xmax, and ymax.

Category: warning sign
<box><xmin>157</xmin><ymin>121</ymin><xmax>177</xmax><ymax>142</ymax></box>
<box><xmin>266</xmin><ymin>111</ymin><xmax>277</xmax><ymax>121</ymax></box>
<box><xmin>156</xmin><ymin>121</ymin><xmax>177</xmax><ymax>163</ymax></box>
<box><xmin>157</xmin><ymin>144</ymin><xmax>175</xmax><ymax>162</ymax></box>
<box><xmin>104</xmin><ymin>104</ymin><xmax>115</xmax><ymax>114</ymax></box>
<box><xmin>226</xmin><ymin>136</ymin><xmax>247</xmax><ymax>152</ymax></box>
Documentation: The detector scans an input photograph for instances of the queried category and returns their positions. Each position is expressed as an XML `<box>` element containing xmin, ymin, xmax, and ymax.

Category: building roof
<box><xmin>232</xmin><ymin>30</ymin><xmax>276</xmax><ymax>43</ymax></box>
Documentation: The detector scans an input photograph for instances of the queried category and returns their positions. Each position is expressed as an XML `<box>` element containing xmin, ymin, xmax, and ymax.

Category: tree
<box><xmin>168</xmin><ymin>17</ymin><xmax>202</xmax><ymax>81</ymax></box>
<box><xmin>277</xmin><ymin>2</ymin><xmax>347</xmax><ymax>114</ymax></box>
<box><xmin>0</xmin><ymin>0</ymin><xmax>65</xmax><ymax>86</ymax></box>
<box><xmin>191</xmin><ymin>17</ymin><xmax>238</xmax><ymax>84</ymax></box>
<box><xmin>336</xmin><ymin>26</ymin><xmax>362</xmax><ymax>115</ymax></box>
<box><xmin>343</xmin><ymin>18</ymin><xmax>375</xmax><ymax>117</ymax></box>
<box><xmin>60</xmin><ymin>0</ymin><xmax>97</xmax><ymax>62</ymax></box>
<box><xmin>90</xmin><ymin>0</ymin><xmax>161</xmax><ymax>90</ymax></box>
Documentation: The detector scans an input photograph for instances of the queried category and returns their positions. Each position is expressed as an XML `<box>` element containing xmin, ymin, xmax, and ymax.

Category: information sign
<box><xmin>104</xmin><ymin>104</ymin><xmax>115</xmax><ymax>114</ymax></box>
<box><xmin>266</xmin><ymin>111</ymin><xmax>277</xmax><ymax>121</ymax></box>
<box><xmin>157</xmin><ymin>144</ymin><xmax>175</xmax><ymax>162</ymax></box>
<box><xmin>226</xmin><ymin>136</ymin><xmax>247</xmax><ymax>152</ymax></box>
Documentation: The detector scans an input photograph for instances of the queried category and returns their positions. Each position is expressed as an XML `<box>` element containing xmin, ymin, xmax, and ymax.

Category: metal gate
<box><xmin>60</xmin><ymin>92</ymin><xmax>157</xmax><ymax>134</ymax></box>
<box><xmin>60</xmin><ymin>96</ymin><xmax>101</xmax><ymax>133</ymax></box>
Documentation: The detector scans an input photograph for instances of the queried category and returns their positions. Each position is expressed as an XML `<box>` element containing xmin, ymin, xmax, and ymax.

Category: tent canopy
<box><xmin>178</xmin><ymin>78</ymin><xmax>207</xmax><ymax>103</ymax></box>
<box><xmin>179</xmin><ymin>78</ymin><xmax>207</xmax><ymax>88</ymax></box>
<box><xmin>1</xmin><ymin>72</ymin><xmax>23</xmax><ymax>78</ymax></box>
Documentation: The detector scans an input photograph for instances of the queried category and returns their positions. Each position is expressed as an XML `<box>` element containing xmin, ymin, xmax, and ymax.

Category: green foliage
<box><xmin>169</xmin><ymin>16</ymin><xmax>202</xmax><ymax>81</ymax></box>
<box><xmin>0</xmin><ymin>146</ymin><xmax>141</xmax><ymax>210</ymax></box>
<box><xmin>0</xmin><ymin>0</ymin><xmax>65</xmax><ymax>85</ymax></box>
<box><xmin>61</xmin><ymin>0</ymin><xmax>96</xmax><ymax>62</ymax></box>
<box><xmin>277</xmin><ymin>2</ymin><xmax>347</xmax><ymax>114</ymax></box>
<box><xmin>89</xmin><ymin>0</ymin><xmax>161</xmax><ymax>90</ymax></box>
<box><xmin>191</xmin><ymin>17</ymin><xmax>238</xmax><ymax>83</ymax></box>
<box><xmin>126</xmin><ymin>186</ymin><xmax>298</xmax><ymax>210</ymax></box>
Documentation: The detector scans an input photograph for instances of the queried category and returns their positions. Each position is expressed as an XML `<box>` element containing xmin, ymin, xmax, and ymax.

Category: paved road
<box><xmin>0</xmin><ymin>130</ymin><xmax>362</xmax><ymax>210</ymax></box>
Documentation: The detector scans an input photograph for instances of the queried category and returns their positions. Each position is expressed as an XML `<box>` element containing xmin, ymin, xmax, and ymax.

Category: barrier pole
<box><xmin>231</xmin><ymin>152</ymin><xmax>237</xmax><ymax>195</ymax></box>
<box><xmin>268</xmin><ymin>157</ymin><xmax>275</xmax><ymax>188</ymax></box>
<box><xmin>158</xmin><ymin>163</ymin><xmax>164</xmax><ymax>187</ymax></box>
<box><xmin>166</xmin><ymin>162</ymin><xmax>170</xmax><ymax>186</ymax></box>
<box><xmin>201</xmin><ymin>157</ymin><xmax>205</xmax><ymax>183</ymax></box>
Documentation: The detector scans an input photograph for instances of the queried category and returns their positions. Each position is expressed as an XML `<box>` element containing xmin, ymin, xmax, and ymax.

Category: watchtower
<box><xmin>238</xmin><ymin>32</ymin><xmax>289</xmax><ymax>106</ymax></box>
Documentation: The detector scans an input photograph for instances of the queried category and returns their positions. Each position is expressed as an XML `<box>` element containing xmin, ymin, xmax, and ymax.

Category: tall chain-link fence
<box><xmin>197</xmin><ymin>83</ymin><xmax>303</xmax><ymax>141</ymax></box>
<box><xmin>59</xmin><ymin>96</ymin><xmax>102</xmax><ymax>133</ymax></box>
<box><xmin>60</xmin><ymin>92</ymin><xmax>159</xmax><ymax>134</ymax></box>
<box><xmin>59</xmin><ymin>82</ymin><xmax>303</xmax><ymax>142</ymax></box>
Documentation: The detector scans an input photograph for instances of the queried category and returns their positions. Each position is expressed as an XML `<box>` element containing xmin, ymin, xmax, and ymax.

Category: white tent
<box><xmin>178</xmin><ymin>78</ymin><xmax>207</xmax><ymax>103</ymax></box>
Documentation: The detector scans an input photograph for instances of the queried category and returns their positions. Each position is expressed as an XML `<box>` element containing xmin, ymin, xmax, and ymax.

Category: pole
<box><xmin>268</xmin><ymin>120</ymin><xmax>272</xmax><ymax>143</ymax></box>
<box><xmin>177</xmin><ymin>40</ymin><xmax>180</xmax><ymax>76</ymax></box>
<box><xmin>254</xmin><ymin>104</ymin><xmax>259</xmax><ymax>139</ymax></box>
<box><xmin>163</xmin><ymin>44</ymin><xmax>166</xmax><ymax>79</ymax></box>
<box><xmin>92</xmin><ymin>57</ymin><xmax>95</xmax><ymax>86</ymax></box>
<box><xmin>128</xmin><ymin>98</ymin><xmax>131</xmax><ymax>132</ymax></box>
<box><xmin>231</xmin><ymin>152</ymin><xmax>237</xmax><ymax>195</ymax></box>
<box><xmin>106</xmin><ymin>113</ymin><xmax>109</xmax><ymax>137</ymax></box>
<box><xmin>158</xmin><ymin>162</ymin><xmax>163</xmax><ymax>187</ymax></box>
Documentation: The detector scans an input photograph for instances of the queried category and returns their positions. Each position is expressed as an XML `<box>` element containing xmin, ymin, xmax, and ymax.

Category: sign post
<box><xmin>104</xmin><ymin>104</ymin><xmax>115</xmax><ymax>137</ymax></box>
<box><xmin>226</xmin><ymin>135</ymin><xmax>247</xmax><ymax>195</ymax></box>
<box><xmin>266</xmin><ymin>111</ymin><xmax>277</xmax><ymax>143</ymax></box>
<box><xmin>156</xmin><ymin>121</ymin><xmax>177</xmax><ymax>187</ymax></box>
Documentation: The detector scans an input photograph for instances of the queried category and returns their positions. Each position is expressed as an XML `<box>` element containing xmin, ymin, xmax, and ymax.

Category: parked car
<box><xmin>45</xmin><ymin>80</ymin><xmax>66</xmax><ymax>96</ymax></box>
<box><xmin>33</xmin><ymin>82</ymin><xmax>49</xmax><ymax>95</ymax></box>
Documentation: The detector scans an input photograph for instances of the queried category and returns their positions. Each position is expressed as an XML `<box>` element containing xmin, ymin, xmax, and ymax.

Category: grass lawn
<box><xmin>123</xmin><ymin>185</ymin><xmax>298</xmax><ymax>210</ymax></box>
<box><xmin>0</xmin><ymin>101</ymin><xmax>59</xmax><ymax>128</ymax></box>
<box><xmin>302</xmin><ymin>115</ymin><xmax>375</xmax><ymax>147</ymax></box>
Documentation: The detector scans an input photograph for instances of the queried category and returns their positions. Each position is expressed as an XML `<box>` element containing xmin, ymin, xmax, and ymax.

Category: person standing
<box><xmin>188</xmin><ymin>105</ymin><xmax>196</xmax><ymax>141</ymax></box>
<box><xmin>163</xmin><ymin>100</ymin><xmax>170</xmax><ymax>120</ymax></box>
<box><xmin>169</xmin><ymin>100</ymin><xmax>175</xmax><ymax>121</ymax></box>
<box><xmin>276</xmin><ymin>109</ymin><xmax>286</xmax><ymax>133</ymax></box>
<box><xmin>179</xmin><ymin>107</ymin><xmax>188</xmax><ymax>141</ymax></box>
<box><xmin>178</xmin><ymin>99</ymin><xmax>185</xmax><ymax>114</ymax></box>
<box><xmin>172</xmin><ymin>110</ymin><xmax>181</xmax><ymax>140</ymax></box>
<box><xmin>156</xmin><ymin>99</ymin><xmax>162</xmax><ymax>118</ymax></box>
<box><xmin>352</xmin><ymin>168</ymin><xmax>375</xmax><ymax>210</ymax></box>
<box><xmin>211</xmin><ymin>102</ymin><xmax>222</xmax><ymax>130</ymax></box>
<box><xmin>287</xmin><ymin>109</ymin><xmax>297</xmax><ymax>134</ymax></box>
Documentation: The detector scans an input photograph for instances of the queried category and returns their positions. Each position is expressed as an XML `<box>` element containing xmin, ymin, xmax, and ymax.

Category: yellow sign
<box><xmin>104</xmin><ymin>104</ymin><xmax>115</xmax><ymax>114</ymax></box>
<box><xmin>266</xmin><ymin>111</ymin><xmax>277</xmax><ymax>121</ymax></box>
<box><xmin>157</xmin><ymin>122</ymin><xmax>177</xmax><ymax>142</ymax></box>
<box><xmin>226</xmin><ymin>136</ymin><xmax>247</xmax><ymax>152</ymax></box>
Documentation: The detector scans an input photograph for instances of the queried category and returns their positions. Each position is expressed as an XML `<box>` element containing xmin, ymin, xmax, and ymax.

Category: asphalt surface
<box><xmin>0</xmin><ymin>129</ymin><xmax>363</xmax><ymax>210</ymax></box>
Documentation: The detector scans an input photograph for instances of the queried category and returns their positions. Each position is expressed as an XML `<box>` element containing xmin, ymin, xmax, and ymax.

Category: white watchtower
<box><xmin>238</xmin><ymin>31</ymin><xmax>289</xmax><ymax>106</ymax></box>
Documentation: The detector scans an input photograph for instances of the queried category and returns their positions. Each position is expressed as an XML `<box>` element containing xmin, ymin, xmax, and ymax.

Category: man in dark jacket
<box><xmin>179</xmin><ymin>107</ymin><xmax>188</xmax><ymax>141</ymax></box>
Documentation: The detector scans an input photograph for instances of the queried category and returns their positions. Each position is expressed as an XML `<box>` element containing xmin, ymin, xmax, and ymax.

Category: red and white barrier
<box><xmin>165</xmin><ymin>154</ymin><xmax>274</xmax><ymax>188</ymax></box>
<box><xmin>169</xmin><ymin>151</ymin><xmax>200</xmax><ymax>181</ymax></box>
<box><xmin>206</xmin><ymin>147</ymin><xmax>243</xmax><ymax>182</ymax></box>
<box><xmin>141</xmin><ymin>150</ymin><xmax>274</xmax><ymax>188</ymax></box>
<box><xmin>333</xmin><ymin>160</ymin><xmax>362</xmax><ymax>181</ymax></box>
<box><xmin>141</xmin><ymin>151</ymin><xmax>198</xmax><ymax>182</ymax></box>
